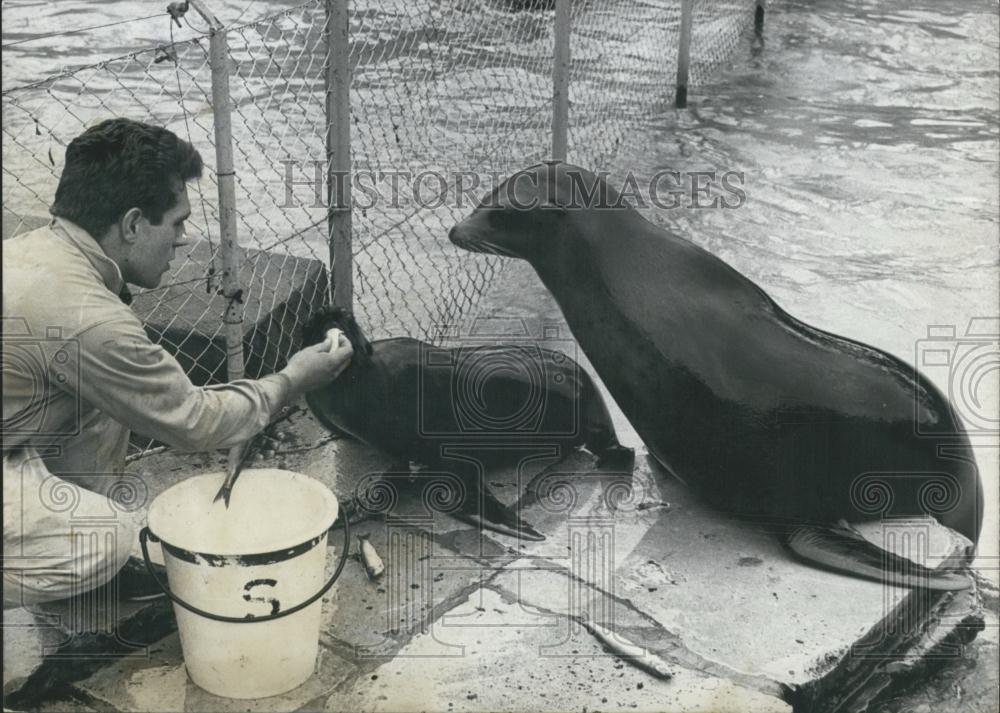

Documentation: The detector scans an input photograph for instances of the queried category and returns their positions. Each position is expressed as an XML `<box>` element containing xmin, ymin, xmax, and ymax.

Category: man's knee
<box><xmin>3</xmin><ymin>518</ymin><xmax>139</xmax><ymax>608</ymax></box>
<box><xmin>4</xmin><ymin>451</ymin><xmax>142</xmax><ymax>608</ymax></box>
<box><xmin>73</xmin><ymin>517</ymin><xmax>139</xmax><ymax>592</ymax></box>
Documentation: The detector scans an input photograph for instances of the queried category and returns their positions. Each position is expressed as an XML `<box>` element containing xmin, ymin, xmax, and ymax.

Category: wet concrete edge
<box><xmin>788</xmin><ymin>549</ymin><xmax>985</xmax><ymax>713</ymax></box>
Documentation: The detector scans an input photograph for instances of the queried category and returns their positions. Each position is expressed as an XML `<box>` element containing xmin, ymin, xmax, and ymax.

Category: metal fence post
<box><xmin>190</xmin><ymin>0</ymin><xmax>244</xmax><ymax>383</ymax></box>
<box><xmin>326</xmin><ymin>0</ymin><xmax>353</xmax><ymax>310</ymax></box>
<box><xmin>675</xmin><ymin>0</ymin><xmax>694</xmax><ymax>108</ymax></box>
<box><xmin>551</xmin><ymin>0</ymin><xmax>571</xmax><ymax>161</ymax></box>
<box><xmin>189</xmin><ymin>0</ymin><xmax>247</xmax><ymax>475</ymax></box>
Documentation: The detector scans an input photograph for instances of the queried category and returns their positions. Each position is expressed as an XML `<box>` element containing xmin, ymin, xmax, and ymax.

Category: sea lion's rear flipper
<box><xmin>453</xmin><ymin>486</ymin><xmax>546</xmax><ymax>542</ymax></box>
<box><xmin>784</xmin><ymin>522</ymin><xmax>970</xmax><ymax>591</ymax></box>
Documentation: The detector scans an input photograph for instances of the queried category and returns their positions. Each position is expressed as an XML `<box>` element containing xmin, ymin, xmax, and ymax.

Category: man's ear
<box><xmin>119</xmin><ymin>207</ymin><xmax>144</xmax><ymax>245</ymax></box>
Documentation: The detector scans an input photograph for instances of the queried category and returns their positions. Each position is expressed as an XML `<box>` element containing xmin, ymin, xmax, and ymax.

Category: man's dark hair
<box><xmin>50</xmin><ymin>118</ymin><xmax>203</xmax><ymax>239</ymax></box>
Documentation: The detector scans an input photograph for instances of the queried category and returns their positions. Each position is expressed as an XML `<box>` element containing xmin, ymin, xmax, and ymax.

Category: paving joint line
<box><xmin>484</xmin><ymin>562</ymin><xmax>789</xmax><ymax>702</ymax></box>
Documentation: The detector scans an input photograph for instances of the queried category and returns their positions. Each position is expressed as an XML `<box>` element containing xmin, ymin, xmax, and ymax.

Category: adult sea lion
<box><xmin>449</xmin><ymin>161</ymin><xmax>983</xmax><ymax>589</ymax></box>
<box><xmin>302</xmin><ymin>308</ymin><xmax>634</xmax><ymax>539</ymax></box>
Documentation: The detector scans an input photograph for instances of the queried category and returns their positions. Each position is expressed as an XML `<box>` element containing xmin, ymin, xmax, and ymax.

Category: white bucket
<box><xmin>142</xmin><ymin>468</ymin><xmax>345</xmax><ymax>700</ymax></box>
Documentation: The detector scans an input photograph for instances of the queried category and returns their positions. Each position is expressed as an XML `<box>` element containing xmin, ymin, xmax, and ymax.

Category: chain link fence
<box><xmin>2</xmin><ymin>0</ymin><xmax>763</xmax><ymax>455</ymax></box>
<box><xmin>690</xmin><ymin>0</ymin><xmax>761</xmax><ymax>85</ymax></box>
<box><xmin>2</xmin><ymin>5</ymin><xmax>333</xmax><ymax>391</ymax></box>
<box><xmin>2</xmin><ymin>33</ymin><xmax>231</xmax><ymax>389</ymax></box>
<box><xmin>341</xmin><ymin>0</ymin><xmax>762</xmax><ymax>340</ymax></box>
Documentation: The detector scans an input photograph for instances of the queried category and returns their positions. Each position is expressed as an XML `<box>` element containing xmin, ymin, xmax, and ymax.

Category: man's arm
<box><xmin>59</xmin><ymin>315</ymin><xmax>350</xmax><ymax>453</ymax></box>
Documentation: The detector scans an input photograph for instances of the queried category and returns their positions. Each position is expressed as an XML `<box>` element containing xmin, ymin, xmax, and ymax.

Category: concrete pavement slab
<box><xmin>318</xmin><ymin>517</ymin><xmax>496</xmax><ymax>659</ymax></box>
<box><xmin>3</xmin><ymin>607</ymin><xmax>65</xmax><ymax>697</ymax></box>
<box><xmin>72</xmin><ymin>631</ymin><xmax>357</xmax><ymax>713</ymax></box>
<box><xmin>489</xmin><ymin>562</ymin><xmax>785</xmax><ymax>698</ymax></box>
<box><xmin>2</xmin><ymin>598</ymin><xmax>176</xmax><ymax>710</ymax></box>
<box><xmin>326</xmin><ymin>587</ymin><xmax>790</xmax><ymax>713</ymax></box>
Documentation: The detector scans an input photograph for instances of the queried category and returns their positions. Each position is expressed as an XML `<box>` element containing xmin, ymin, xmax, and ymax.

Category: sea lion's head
<box><xmin>449</xmin><ymin>161</ymin><xmax>626</xmax><ymax>263</ymax></box>
<box><xmin>302</xmin><ymin>307</ymin><xmax>374</xmax><ymax>369</ymax></box>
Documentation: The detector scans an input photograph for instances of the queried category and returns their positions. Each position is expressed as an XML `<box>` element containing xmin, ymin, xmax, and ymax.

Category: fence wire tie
<box><xmin>167</xmin><ymin>1</ymin><xmax>190</xmax><ymax>28</ymax></box>
<box><xmin>154</xmin><ymin>47</ymin><xmax>177</xmax><ymax>64</ymax></box>
<box><xmin>219</xmin><ymin>287</ymin><xmax>244</xmax><ymax>307</ymax></box>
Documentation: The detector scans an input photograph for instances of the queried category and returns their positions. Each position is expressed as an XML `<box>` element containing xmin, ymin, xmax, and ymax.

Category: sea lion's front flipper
<box><xmin>453</xmin><ymin>486</ymin><xmax>546</xmax><ymax>542</ymax></box>
<box><xmin>595</xmin><ymin>444</ymin><xmax>636</xmax><ymax>470</ymax></box>
<box><xmin>581</xmin><ymin>387</ymin><xmax>635</xmax><ymax>471</ymax></box>
<box><xmin>784</xmin><ymin>522</ymin><xmax>970</xmax><ymax>591</ymax></box>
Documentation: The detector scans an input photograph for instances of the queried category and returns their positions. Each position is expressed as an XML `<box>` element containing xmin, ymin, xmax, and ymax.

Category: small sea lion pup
<box><xmin>449</xmin><ymin>161</ymin><xmax>984</xmax><ymax>590</ymax></box>
<box><xmin>302</xmin><ymin>308</ymin><xmax>634</xmax><ymax>539</ymax></box>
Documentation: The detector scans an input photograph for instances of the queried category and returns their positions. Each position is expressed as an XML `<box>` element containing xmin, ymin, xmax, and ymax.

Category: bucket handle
<box><xmin>138</xmin><ymin>515</ymin><xmax>350</xmax><ymax>624</ymax></box>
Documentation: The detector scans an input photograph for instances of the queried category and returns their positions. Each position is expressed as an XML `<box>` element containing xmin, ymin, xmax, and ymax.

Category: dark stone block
<box><xmin>131</xmin><ymin>240</ymin><xmax>329</xmax><ymax>385</ymax></box>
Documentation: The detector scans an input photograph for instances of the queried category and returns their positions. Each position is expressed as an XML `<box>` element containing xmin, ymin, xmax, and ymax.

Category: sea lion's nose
<box><xmin>448</xmin><ymin>225</ymin><xmax>459</xmax><ymax>243</ymax></box>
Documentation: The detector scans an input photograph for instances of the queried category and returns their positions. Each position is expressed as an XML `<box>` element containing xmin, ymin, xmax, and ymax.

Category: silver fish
<box><xmin>581</xmin><ymin>619</ymin><xmax>673</xmax><ymax>681</ymax></box>
<box><xmin>358</xmin><ymin>534</ymin><xmax>385</xmax><ymax>580</ymax></box>
<box><xmin>213</xmin><ymin>438</ymin><xmax>256</xmax><ymax>507</ymax></box>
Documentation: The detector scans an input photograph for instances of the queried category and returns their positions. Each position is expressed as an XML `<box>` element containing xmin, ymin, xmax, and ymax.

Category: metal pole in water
<box><xmin>190</xmin><ymin>0</ymin><xmax>244</xmax><ymax>383</ymax></box>
<box><xmin>551</xmin><ymin>0</ymin><xmax>571</xmax><ymax>161</ymax></box>
<box><xmin>675</xmin><ymin>0</ymin><xmax>694</xmax><ymax>109</ymax></box>
<box><xmin>326</xmin><ymin>0</ymin><xmax>353</xmax><ymax>311</ymax></box>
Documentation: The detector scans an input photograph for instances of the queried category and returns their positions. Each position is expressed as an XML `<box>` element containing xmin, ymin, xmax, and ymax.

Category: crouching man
<box><xmin>2</xmin><ymin>118</ymin><xmax>352</xmax><ymax>608</ymax></box>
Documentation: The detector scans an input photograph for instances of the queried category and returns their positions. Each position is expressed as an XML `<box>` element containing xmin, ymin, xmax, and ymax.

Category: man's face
<box><xmin>127</xmin><ymin>184</ymin><xmax>191</xmax><ymax>289</ymax></box>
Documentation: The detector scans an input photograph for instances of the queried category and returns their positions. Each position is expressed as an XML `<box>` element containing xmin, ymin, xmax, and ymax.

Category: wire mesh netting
<box><xmin>1</xmin><ymin>7</ymin><xmax>335</xmax><ymax>457</ymax></box>
<box><xmin>1</xmin><ymin>6</ymin><xmax>333</xmax><ymax>393</ymax></box>
<box><xmin>345</xmin><ymin>0</ymin><xmax>760</xmax><ymax>341</ymax></box>
<box><xmin>568</xmin><ymin>0</ymin><xmax>759</xmax><ymax>173</ymax></box>
<box><xmin>689</xmin><ymin>0</ymin><xmax>760</xmax><ymax>85</ymax></box>
<box><xmin>1</xmin><ymin>33</ymin><xmax>233</xmax><ymax>386</ymax></box>
<box><xmin>2</xmin><ymin>0</ymin><xmax>763</xmax><ymax>456</ymax></box>
<box><xmin>568</xmin><ymin>0</ymin><xmax>682</xmax><ymax>170</ymax></box>
<box><xmin>345</xmin><ymin>0</ymin><xmax>551</xmax><ymax>341</ymax></box>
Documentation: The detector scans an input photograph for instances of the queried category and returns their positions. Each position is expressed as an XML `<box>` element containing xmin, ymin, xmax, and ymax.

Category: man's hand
<box><xmin>280</xmin><ymin>328</ymin><xmax>354</xmax><ymax>396</ymax></box>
